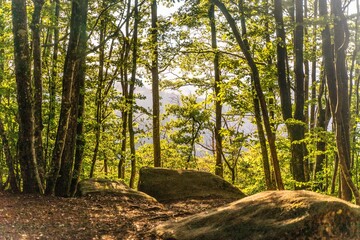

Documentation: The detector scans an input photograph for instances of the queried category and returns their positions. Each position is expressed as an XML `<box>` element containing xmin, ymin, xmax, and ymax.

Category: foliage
<box><xmin>0</xmin><ymin>0</ymin><xmax>359</xmax><ymax>202</ymax></box>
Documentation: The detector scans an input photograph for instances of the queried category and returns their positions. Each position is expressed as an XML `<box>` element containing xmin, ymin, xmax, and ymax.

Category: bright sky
<box><xmin>158</xmin><ymin>2</ymin><xmax>183</xmax><ymax>17</ymax></box>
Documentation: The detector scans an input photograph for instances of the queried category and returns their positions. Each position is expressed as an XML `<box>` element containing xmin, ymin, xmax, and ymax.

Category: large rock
<box><xmin>77</xmin><ymin>178</ymin><xmax>156</xmax><ymax>202</ymax></box>
<box><xmin>137</xmin><ymin>167</ymin><xmax>245</xmax><ymax>202</ymax></box>
<box><xmin>156</xmin><ymin>190</ymin><xmax>360</xmax><ymax>240</ymax></box>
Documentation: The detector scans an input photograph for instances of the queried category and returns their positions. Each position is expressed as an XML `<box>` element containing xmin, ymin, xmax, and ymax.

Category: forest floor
<box><xmin>0</xmin><ymin>191</ymin><xmax>231</xmax><ymax>239</ymax></box>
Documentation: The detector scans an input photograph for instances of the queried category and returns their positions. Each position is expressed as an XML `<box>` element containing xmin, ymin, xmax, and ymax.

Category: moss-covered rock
<box><xmin>156</xmin><ymin>190</ymin><xmax>360</xmax><ymax>239</ymax></box>
<box><xmin>77</xmin><ymin>178</ymin><xmax>156</xmax><ymax>202</ymax></box>
<box><xmin>138</xmin><ymin>167</ymin><xmax>245</xmax><ymax>202</ymax></box>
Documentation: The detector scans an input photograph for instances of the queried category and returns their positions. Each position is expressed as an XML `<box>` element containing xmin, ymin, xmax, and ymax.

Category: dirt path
<box><xmin>0</xmin><ymin>191</ymin><xmax>231</xmax><ymax>239</ymax></box>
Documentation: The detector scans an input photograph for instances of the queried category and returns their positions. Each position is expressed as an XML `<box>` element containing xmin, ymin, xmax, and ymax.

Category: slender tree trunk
<box><xmin>331</xmin><ymin>0</ymin><xmax>355</xmax><ymax>202</ymax></box>
<box><xmin>209</xmin><ymin>3</ymin><xmax>223</xmax><ymax>178</ymax></box>
<box><xmin>212</xmin><ymin>0</ymin><xmax>284</xmax><ymax>190</ymax></box>
<box><xmin>310</xmin><ymin>0</ymin><xmax>318</xmax><ymax>131</ymax></box>
<box><xmin>240</xmin><ymin>0</ymin><xmax>273</xmax><ymax>189</ymax></box>
<box><xmin>31</xmin><ymin>0</ymin><xmax>45</xmax><ymax>185</ymax></box>
<box><xmin>331</xmin><ymin>154</ymin><xmax>339</xmax><ymax>194</ymax></box>
<box><xmin>0</xmin><ymin>120</ymin><xmax>19</xmax><ymax>192</ymax></box>
<box><xmin>151</xmin><ymin>0</ymin><xmax>161</xmax><ymax>167</ymax></box>
<box><xmin>69</xmin><ymin>74</ymin><xmax>85</xmax><ymax>196</ymax></box>
<box><xmin>118</xmin><ymin>0</ymin><xmax>132</xmax><ymax>178</ymax></box>
<box><xmin>90</xmin><ymin>17</ymin><xmax>106</xmax><ymax>178</ymax></box>
<box><xmin>44</xmin><ymin>0</ymin><xmax>60</xmax><ymax>168</ymax></box>
<box><xmin>253</xmin><ymin>96</ymin><xmax>274</xmax><ymax>190</ymax></box>
<box><xmin>129</xmin><ymin>0</ymin><xmax>139</xmax><ymax>188</ymax></box>
<box><xmin>118</xmin><ymin>110</ymin><xmax>127</xmax><ymax>179</ymax></box>
<box><xmin>12</xmin><ymin>0</ymin><xmax>44</xmax><ymax>194</ymax></box>
<box><xmin>274</xmin><ymin>0</ymin><xmax>292</xmax><ymax>121</ymax></box>
<box><xmin>313</xmin><ymin>74</ymin><xmax>329</xmax><ymax>190</ymax></box>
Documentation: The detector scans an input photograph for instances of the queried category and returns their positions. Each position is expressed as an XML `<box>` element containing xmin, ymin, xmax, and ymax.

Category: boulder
<box><xmin>156</xmin><ymin>190</ymin><xmax>360</xmax><ymax>240</ymax></box>
<box><xmin>137</xmin><ymin>167</ymin><xmax>245</xmax><ymax>202</ymax></box>
<box><xmin>77</xmin><ymin>178</ymin><xmax>156</xmax><ymax>202</ymax></box>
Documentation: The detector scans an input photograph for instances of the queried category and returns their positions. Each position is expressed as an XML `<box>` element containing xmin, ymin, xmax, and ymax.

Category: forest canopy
<box><xmin>0</xmin><ymin>0</ymin><xmax>360</xmax><ymax>204</ymax></box>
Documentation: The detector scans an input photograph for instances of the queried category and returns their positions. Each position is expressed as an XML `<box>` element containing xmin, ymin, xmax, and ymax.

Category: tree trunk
<box><xmin>240</xmin><ymin>0</ymin><xmax>273</xmax><ymax>189</ymax></box>
<box><xmin>151</xmin><ymin>0</ymin><xmax>161</xmax><ymax>167</ymax></box>
<box><xmin>129</xmin><ymin>0</ymin><xmax>139</xmax><ymax>189</ymax></box>
<box><xmin>44</xmin><ymin>0</ymin><xmax>60</xmax><ymax>168</ymax></box>
<box><xmin>313</xmin><ymin>74</ymin><xmax>330</xmax><ymax>190</ymax></box>
<box><xmin>0</xmin><ymin>120</ymin><xmax>19</xmax><ymax>192</ymax></box>
<box><xmin>12</xmin><ymin>0</ymin><xmax>44</xmax><ymax>194</ymax></box>
<box><xmin>69</xmin><ymin>75</ymin><xmax>85</xmax><ymax>196</ymax></box>
<box><xmin>331</xmin><ymin>154</ymin><xmax>339</xmax><ymax>194</ymax></box>
<box><xmin>331</xmin><ymin>0</ymin><xmax>354</xmax><ymax>202</ymax></box>
<box><xmin>46</xmin><ymin>0</ymin><xmax>88</xmax><ymax>196</ymax></box>
<box><xmin>253</xmin><ymin>96</ymin><xmax>274</xmax><ymax>190</ymax></box>
<box><xmin>90</xmin><ymin>16</ymin><xmax>106</xmax><ymax>179</ymax></box>
<box><xmin>319</xmin><ymin>0</ymin><xmax>360</xmax><ymax>204</ymax></box>
<box><xmin>350</xmin><ymin>0</ymin><xmax>360</xmax><ymax>178</ymax></box>
<box><xmin>118</xmin><ymin>111</ymin><xmax>127</xmax><ymax>179</ymax></box>
<box><xmin>212</xmin><ymin>0</ymin><xmax>284</xmax><ymax>190</ymax></box>
<box><xmin>292</xmin><ymin>0</ymin><xmax>306</xmax><ymax>184</ymax></box>
<box><xmin>30</xmin><ymin>0</ymin><xmax>45</xmax><ymax>186</ymax></box>
<box><xmin>208</xmin><ymin>3</ymin><xmax>223</xmax><ymax>178</ymax></box>
<box><xmin>275</xmin><ymin>0</ymin><xmax>307</xmax><ymax>185</ymax></box>
<box><xmin>56</xmin><ymin>0</ymin><xmax>88</xmax><ymax>197</ymax></box>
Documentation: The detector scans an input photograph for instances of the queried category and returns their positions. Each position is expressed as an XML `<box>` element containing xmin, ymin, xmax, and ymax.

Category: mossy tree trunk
<box><xmin>12</xmin><ymin>0</ymin><xmax>44</xmax><ymax>194</ymax></box>
<box><xmin>46</xmin><ymin>0</ymin><xmax>89</xmax><ymax>196</ymax></box>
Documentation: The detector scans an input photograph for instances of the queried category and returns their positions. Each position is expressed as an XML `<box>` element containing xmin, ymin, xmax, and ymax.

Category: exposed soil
<box><xmin>0</xmin><ymin>191</ymin><xmax>232</xmax><ymax>240</ymax></box>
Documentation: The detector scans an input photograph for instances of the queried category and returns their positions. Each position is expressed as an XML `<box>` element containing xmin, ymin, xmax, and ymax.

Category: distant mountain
<box><xmin>136</xmin><ymin>86</ymin><xmax>181</xmax><ymax>112</ymax></box>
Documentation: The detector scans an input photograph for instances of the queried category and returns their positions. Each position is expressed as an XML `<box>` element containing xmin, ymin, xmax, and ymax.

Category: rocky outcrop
<box><xmin>156</xmin><ymin>190</ymin><xmax>360</xmax><ymax>240</ymax></box>
<box><xmin>77</xmin><ymin>178</ymin><xmax>156</xmax><ymax>202</ymax></box>
<box><xmin>137</xmin><ymin>167</ymin><xmax>245</xmax><ymax>202</ymax></box>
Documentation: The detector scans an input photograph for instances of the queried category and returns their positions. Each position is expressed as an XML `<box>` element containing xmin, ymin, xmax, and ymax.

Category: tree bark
<box><xmin>274</xmin><ymin>0</ymin><xmax>307</xmax><ymax>185</ymax></box>
<box><xmin>70</xmin><ymin>75</ymin><xmax>85</xmax><ymax>196</ymax></box>
<box><xmin>253</xmin><ymin>96</ymin><xmax>274</xmax><ymax>190</ymax></box>
<box><xmin>331</xmin><ymin>0</ymin><xmax>354</xmax><ymax>202</ymax></box>
<box><xmin>151</xmin><ymin>0</ymin><xmax>161</xmax><ymax>167</ymax></box>
<box><xmin>319</xmin><ymin>0</ymin><xmax>360</xmax><ymax>203</ymax></box>
<box><xmin>118</xmin><ymin>110</ymin><xmax>127</xmax><ymax>179</ymax></box>
<box><xmin>44</xmin><ymin>0</ymin><xmax>60</xmax><ymax>168</ymax></box>
<box><xmin>46</xmin><ymin>0</ymin><xmax>89</xmax><ymax>196</ymax></box>
<box><xmin>292</xmin><ymin>0</ymin><xmax>306</xmax><ymax>184</ymax></box>
<box><xmin>30</xmin><ymin>0</ymin><xmax>45</xmax><ymax>186</ymax></box>
<box><xmin>208</xmin><ymin>3</ymin><xmax>223</xmax><ymax>178</ymax></box>
<box><xmin>12</xmin><ymin>0</ymin><xmax>44</xmax><ymax>194</ymax></box>
<box><xmin>0</xmin><ymin>120</ymin><xmax>19</xmax><ymax>192</ymax></box>
<box><xmin>117</xmin><ymin>0</ymin><xmax>133</xmax><ymax>179</ymax></box>
<box><xmin>129</xmin><ymin>0</ymin><xmax>139</xmax><ymax>188</ymax></box>
<box><xmin>313</xmin><ymin>74</ymin><xmax>330</xmax><ymax>190</ymax></box>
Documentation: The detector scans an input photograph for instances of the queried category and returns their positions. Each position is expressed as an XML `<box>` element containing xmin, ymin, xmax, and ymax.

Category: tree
<box><xmin>292</xmin><ymin>0</ymin><xmax>306</xmax><ymax>183</ymax></box>
<box><xmin>208</xmin><ymin>2</ymin><xmax>223</xmax><ymax>178</ymax></box>
<box><xmin>212</xmin><ymin>0</ymin><xmax>284</xmax><ymax>190</ymax></box>
<box><xmin>30</xmin><ymin>0</ymin><xmax>45</xmax><ymax>185</ymax></box>
<box><xmin>274</xmin><ymin>0</ymin><xmax>307</xmax><ymax>186</ymax></box>
<box><xmin>0</xmin><ymin>119</ymin><xmax>19</xmax><ymax>192</ymax></box>
<box><xmin>46</xmin><ymin>0</ymin><xmax>89</xmax><ymax>196</ymax></box>
<box><xmin>11</xmin><ymin>0</ymin><xmax>44</xmax><ymax>194</ymax></box>
<box><xmin>128</xmin><ymin>0</ymin><xmax>139</xmax><ymax>188</ymax></box>
<box><xmin>319</xmin><ymin>0</ymin><xmax>360</xmax><ymax>203</ymax></box>
<box><xmin>151</xmin><ymin>0</ymin><xmax>161</xmax><ymax>167</ymax></box>
<box><xmin>165</xmin><ymin>95</ymin><xmax>210</xmax><ymax>168</ymax></box>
